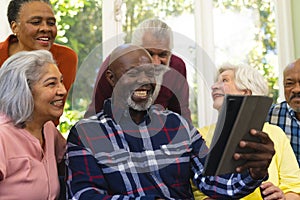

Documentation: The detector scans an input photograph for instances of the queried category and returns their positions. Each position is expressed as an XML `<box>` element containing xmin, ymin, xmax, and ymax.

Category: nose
<box><xmin>152</xmin><ymin>55</ymin><xmax>162</xmax><ymax>65</ymax></box>
<box><xmin>137</xmin><ymin>71</ymin><xmax>152</xmax><ymax>84</ymax></box>
<box><xmin>211</xmin><ymin>81</ymin><xmax>219</xmax><ymax>90</ymax></box>
<box><xmin>39</xmin><ymin>21</ymin><xmax>51</xmax><ymax>32</ymax></box>
<box><xmin>57</xmin><ymin>82</ymin><xmax>67</xmax><ymax>96</ymax></box>
<box><xmin>292</xmin><ymin>82</ymin><xmax>300</xmax><ymax>93</ymax></box>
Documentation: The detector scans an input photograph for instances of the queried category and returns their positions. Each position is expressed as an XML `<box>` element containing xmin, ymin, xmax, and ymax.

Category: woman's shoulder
<box><xmin>43</xmin><ymin>121</ymin><xmax>60</xmax><ymax>137</ymax></box>
<box><xmin>50</xmin><ymin>43</ymin><xmax>77</xmax><ymax>60</ymax></box>
<box><xmin>50</xmin><ymin>43</ymin><xmax>78</xmax><ymax>74</ymax></box>
<box><xmin>0</xmin><ymin>35</ymin><xmax>14</xmax><ymax>66</ymax></box>
<box><xmin>44</xmin><ymin>120</ymin><xmax>58</xmax><ymax>130</ymax></box>
<box><xmin>263</xmin><ymin>122</ymin><xmax>291</xmax><ymax>148</ymax></box>
<box><xmin>263</xmin><ymin>122</ymin><xmax>287</xmax><ymax>139</ymax></box>
<box><xmin>0</xmin><ymin>114</ymin><xmax>15</xmax><ymax>134</ymax></box>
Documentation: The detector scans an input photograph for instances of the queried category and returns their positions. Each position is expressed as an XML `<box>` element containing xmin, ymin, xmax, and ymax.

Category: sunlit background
<box><xmin>0</xmin><ymin>0</ymin><xmax>298</xmax><ymax>134</ymax></box>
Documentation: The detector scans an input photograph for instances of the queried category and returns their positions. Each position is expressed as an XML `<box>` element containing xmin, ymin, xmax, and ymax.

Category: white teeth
<box><xmin>134</xmin><ymin>91</ymin><xmax>147</xmax><ymax>97</ymax></box>
<box><xmin>51</xmin><ymin>100</ymin><xmax>63</xmax><ymax>106</ymax></box>
<box><xmin>39</xmin><ymin>37</ymin><xmax>49</xmax><ymax>41</ymax></box>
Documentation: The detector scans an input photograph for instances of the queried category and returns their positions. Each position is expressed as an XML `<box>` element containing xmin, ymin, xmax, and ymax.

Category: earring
<box><xmin>13</xmin><ymin>32</ymin><xmax>17</xmax><ymax>36</ymax></box>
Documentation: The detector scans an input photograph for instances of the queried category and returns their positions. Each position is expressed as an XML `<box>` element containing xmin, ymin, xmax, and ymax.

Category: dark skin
<box><xmin>106</xmin><ymin>44</ymin><xmax>274</xmax><ymax>186</ymax></box>
<box><xmin>106</xmin><ymin>44</ymin><xmax>155</xmax><ymax>124</ymax></box>
<box><xmin>284</xmin><ymin>59</ymin><xmax>300</xmax><ymax>120</ymax></box>
<box><xmin>9</xmin><ymin>1</ymin><xmax>57</xmax><ymax>55</ymax></box>
<box><xmin>234</xmin><ymin>129</ymin><xmax>274</xmax><ymax>180</ymax></box>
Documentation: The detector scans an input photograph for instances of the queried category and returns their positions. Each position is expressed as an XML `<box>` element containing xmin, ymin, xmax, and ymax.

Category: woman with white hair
<box><xmin>194</xmin><ymin>64</ymin><xmax>300</xmax><ymax>200</ymax></box>
<box><xmin>0</xmin><ymin>50</ymin><xmax>67</xmax><ymax>199</ymax></box>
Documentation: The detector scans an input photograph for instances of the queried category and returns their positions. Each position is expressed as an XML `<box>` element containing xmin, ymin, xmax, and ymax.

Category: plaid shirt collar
<box><xmin>286</xmin><ymin>102</ymin><xmax>299</xmax><ymax>120</ymax></box>
<box><xmin>103</xmin><ymin>98</ymin><xmax>164</xmax><ymax>125</ymax></box>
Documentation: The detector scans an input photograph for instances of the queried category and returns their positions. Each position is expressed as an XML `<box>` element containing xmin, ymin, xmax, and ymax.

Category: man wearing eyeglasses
<box><xmin>85</xmin><ymin>18</ymin><xmax>191</xmax><ymax>122</ymax></box>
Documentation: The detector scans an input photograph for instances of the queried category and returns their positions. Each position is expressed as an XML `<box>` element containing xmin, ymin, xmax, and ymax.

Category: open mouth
<box><xmin>133</xmin><ymin>90</ymin><xmax>148</xmax><ymax>98</ymax></box>
<box><xmin>131</xmin><ymin>84</ymin><xmax>154</xmax><ymax>101</ymax></box>
<box><xmin>37</xmin><ymin>37</ymin><xmax>50</xmax><ymax>41</ymax></box>
<box><xmin>50</xmin><ymin>100</ymin><xmax>64</xmax><ymax>107</ymax></box>
<box><xmin>132</xmin><ymin>90</ymin><xmax>150</xmax><ymax>101</ymax></box>
<box><xmin>36</xmin><ymin>36</ymin><xmax>52</xmax><ymax>46</ymax></box>
<box><xmin>212</xmin><ymin>93</ymin><xmax>225</xmax><ymax>99</ymax></box>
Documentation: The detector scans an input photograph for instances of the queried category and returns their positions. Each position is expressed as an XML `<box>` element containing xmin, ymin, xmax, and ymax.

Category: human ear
<box><xmin>105</xmin><ymin>69</ymin><xmax>116</xmax><ymax>87</ymax></box>
<box><xmin>244</xmin><ymin>89</ymin><xmax>252</xmax><ymax>95</ymax></box>
<box><xmin>11</xmin><ymin>21</ymin><xmax>19</xmax><ymax>35</ymax></box>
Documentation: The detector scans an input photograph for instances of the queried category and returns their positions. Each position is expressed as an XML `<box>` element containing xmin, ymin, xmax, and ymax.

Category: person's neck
<box><xmin>296</xmin><ymin>112</ymin><xmax>300</xmax><ymax>121</ymax></box>
<box><xmin>25</xmin><ymin>120</ymin><xmax>45</xmax><ymax>147</ymax></box>
<box><xmin>129</xmin><ymin>108</ymin><xmax>147</xmax><ymax>124</ymax></box>
<box><xmin>8</xmin><ymin>41</ymin><xmax>22</xmax><ymax>57</ymax></box>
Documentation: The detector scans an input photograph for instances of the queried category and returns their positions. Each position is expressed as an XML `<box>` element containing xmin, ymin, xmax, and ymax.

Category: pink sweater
<box><xmin>0</xmin><ymin>114</ymin><xmax>66</xmax><ymax>199</ymax></box>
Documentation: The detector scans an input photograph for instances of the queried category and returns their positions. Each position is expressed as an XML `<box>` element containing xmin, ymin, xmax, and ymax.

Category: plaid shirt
<box><xmin>66</xmin><ymin>99</ymin><xmax>263</xmax><ymax>200</ymax></box>
<box><xmin>267</xmin><ymin>101</ymin><xmax>300</xmax><ymax>166</ymax></box>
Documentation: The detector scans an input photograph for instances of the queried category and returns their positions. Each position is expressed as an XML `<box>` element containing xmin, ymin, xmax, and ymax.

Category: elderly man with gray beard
<box><xmin>66</xmin><ymin>44</ymin><xmax>275</xmax><ymax>200</ymax></box>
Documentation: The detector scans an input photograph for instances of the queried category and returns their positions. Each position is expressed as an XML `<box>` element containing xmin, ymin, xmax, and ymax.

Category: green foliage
<box><xmin>51</xmin><ymin>0</ymin><xmax>102</xmax><ymax>66</ymax></box>
<box><xmin>58</xmin><ymin>101</ymin><xmax>84</xmax><ymax>135</ymax></box>
<box><xmin>52</xmin><ymin>0</ymin><xmax>278</xmax><ymax>130</ymax></box>
<box><xmin>123</xmin><ymin>0</ymin><xmax>194</xmax><ymax>42</ymax></box>
<box><xmin>213</xmin><ymin>0</ymin><xmax>278</xmax><ymax>102</ymax></box>
<box><xmin>51</xmin><ymin>0</ymin><xmax>103</xmax><ymax>109</ymax></box>
<box><xmin>51</xmin><ymin>0</ymin><xmax>195</xmax><ymax>109</ymax></box>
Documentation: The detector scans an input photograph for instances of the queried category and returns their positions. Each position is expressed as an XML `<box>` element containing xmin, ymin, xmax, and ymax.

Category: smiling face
<box><xmin>107</xmin><ymin>46</ymin><xmax>155</xmax><ymax>111</ymax></box>
<box><xmin>31</xmin><ymin>63</ymin><xmax>66</xmax><ymax>123</ymax></box>
<box><xmin>142</xmin><ymin>32</ymin><xmax>171</xmax><ymax>66</ymax></box>
<box><xmin>125</xmin><ymin>64</ymin><xmax>156</xmax><ymax>111</ymax></box>
<box><xmin>11</xmin><ymin>1</ymin><xmax>57</xmax><ymax>51</ymax></box>
<box><xmin>284</xmin><ymin>60</ymin><xmax>300</xmax><ymax>114</ymax></box>
<box><xmin>211</xmin><ymin>69</ymin><xmax>247</xmax><ymax>111</ymax></box>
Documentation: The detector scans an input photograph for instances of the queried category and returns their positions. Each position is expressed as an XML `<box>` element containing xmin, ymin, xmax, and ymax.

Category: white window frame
<box><xmin>101</xmin><ymin>0</ymin><xmax>294</xmax><ymax>126</ymax></box>
<box><xmin>0</xmin><ymin>0</ymin><xmax>11</xmax><ymax>41</ymax></box>
<box><xmin>0</xmin><ymin>0</ymin><xmax>293</xmax><ymax>126</ymax></box>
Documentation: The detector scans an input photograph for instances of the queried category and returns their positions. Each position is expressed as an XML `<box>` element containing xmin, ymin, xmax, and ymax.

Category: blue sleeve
<box><xmin>190</xmin><ymin>127</ymin><xmax>265</xmax><ymax>199</ymax></box>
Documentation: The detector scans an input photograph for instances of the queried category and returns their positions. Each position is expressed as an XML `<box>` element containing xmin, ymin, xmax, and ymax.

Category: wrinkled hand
<box><xmin>233</xmin><ymin>129</ymin><xmax>275</xmax><ymax>180</ymax></box>
<box><xmin>260</xmin><ymin>182</ymin><xmax>285</xmax><ymax>200</ymax></box>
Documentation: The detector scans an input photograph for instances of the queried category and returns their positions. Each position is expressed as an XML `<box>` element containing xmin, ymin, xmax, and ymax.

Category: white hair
<box><xmin>131</xmin><ymin>18</ymin><xmax>174</xmax><ymax>50</ymax></box>
<box><xmin>0</xmin><ymin>50</ymin><xmax>56</xmax><ymax>127</ymax></box>
<box><xmin>218</xmin><ymin>63</ymin><xmax>269</xmax><ymax>96</ymax></box>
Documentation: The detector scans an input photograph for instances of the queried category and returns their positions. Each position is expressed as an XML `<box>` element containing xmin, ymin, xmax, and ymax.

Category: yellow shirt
<box><xmin>193</xmin><ymin>123</ymin><xmax>300</xmax><ymax>200</ymax></box>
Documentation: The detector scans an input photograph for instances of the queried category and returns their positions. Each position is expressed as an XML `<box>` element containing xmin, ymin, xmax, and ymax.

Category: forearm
<box><xmin>191</xmin><ymin>141</ymin><xmax>266</xmax><ymax>199</ymax></box>
<box><xmin>192</xmin><ymin>155</ymin><xmax>266</xmax><ymax>199</ymax></box>
<box><xmin>285</xmin><ymin>192</ymin><xmax>300</xmax><ymax>200</ymax></box>
<box><xmin>200</xmin><ymin>173</ymin><xmax>264</xmax><ymax>199</ymax></box>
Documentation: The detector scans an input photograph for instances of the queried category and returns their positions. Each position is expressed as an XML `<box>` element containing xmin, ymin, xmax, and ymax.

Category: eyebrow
<box><xmin>147</xmin><ymin>49</ymin><xmax>170</xmax><ymax>54</ymax></box>
<box><xmin>28</xmin><ymin>16</ymin><xmax>56</xmax><ymax>21</ymax></box>
<box><xmin>42</xmin><ymin>74</ymin><xmax>63</xmax><ymax>83</ymax></box>
<box><xmin>43</xmin><ymin>77</ymin><xmax>57</xmax><ymax>82</ymax></box>
<box><xmin>220</xmin><ymin>74</ymin><xmax>230</xmax><ymax>78</ymax></box>
<box><xmin>284</xmin><ymin>77</ymin><xmax>294</xmax><ymax>81</ymax></box>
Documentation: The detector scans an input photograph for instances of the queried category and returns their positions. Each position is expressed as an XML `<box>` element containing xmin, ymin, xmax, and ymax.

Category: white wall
<box><xmin>275</xmin><ymin>0</ymin><xmax>294</xmax><ymax>102</ymax></box>
<box><xmin>102</xmin><ymin>0</ymin><xmax>124</xmax><ymax>60</ymax></box>
<box><xmin>0</xmin><ymin>0</ymin><xmax>11</xmax><ymax>41</ymax></box>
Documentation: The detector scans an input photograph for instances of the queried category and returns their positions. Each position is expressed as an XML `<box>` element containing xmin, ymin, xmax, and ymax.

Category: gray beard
<box><xmin>124</xmin><ymin>64</ymin><xmax>169</xmax><ymax>111</ymax></box>
<box><xmin>150</xmin><ymin>64</ymin><xmax>169</xmax><ymax>104</ymax></box>
<box><xmin>127</xmin><ymin>95</ymin><xmax>153</xmax><ymax>111</ymax></box>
